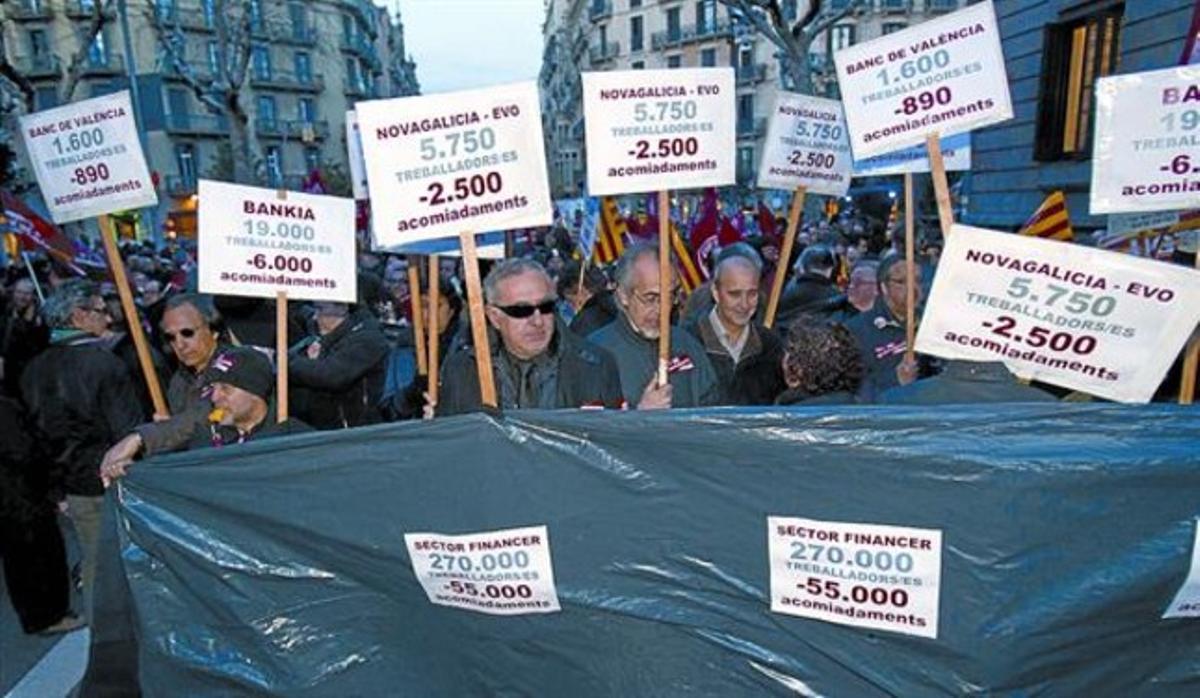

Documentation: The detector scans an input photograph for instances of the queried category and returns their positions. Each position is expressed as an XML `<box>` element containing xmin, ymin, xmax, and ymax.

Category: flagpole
<box><xmin>763</xmin><ymin>186</ymin><xmax>806</xmax><ymax>330</ymax></box>
<box><xmin>20</xmin><ymin>252</ymin><xmax>45</xmax><ymax>303</ymax></box>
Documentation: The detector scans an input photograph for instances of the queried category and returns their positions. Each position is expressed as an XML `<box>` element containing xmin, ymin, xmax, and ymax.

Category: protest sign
<box><xmin>386</xmin><ymin>231</ymin><xmax>506</xmax><ymax>259</ymax></box>
<box><xmin>757</xmin><ymin>92</ymin><xmax>852</xmax><ymax>197</ymax></box>
<box><xmin>915</xmin><ymin>224</ymin><xmax>1200</xmax><ymax>403</ymax></box>
<box><xmin>405</xmin><ymin>525</ymin><xmax>561</xmax><ymax>616</ymax></box>
<box><xmin>197</xmin><ymin>180</ymin><xmax>356</xmax><ymax>303</ymax></box>
<box><xmin>18</xmin><ymin>90</ymin><xmax>158</xmax><ymax>223</ymax></box>
<box><xmin>355</xmin><ymin>81</ymin><xmax>552</xmax><ymax>248</ymax></box>
<box><xmin>853</xmin><ymin>132</ymin><xmax>971</xmax><ymax>176</ymax></box>
<box><xmin>833</xmin><ymin>0</ymin><xmax>1011</xmax><ymax>161</ymax></box>
<box><xmin>1091</xmin><ymin>66</ymin><xmax>1200</xmax><ymax>214</ymax></box>
<box><xmin>768</xmin><ymin>516</ymin><xmax>943</xmax><ymax>639</ymax></box>
<box><xmin>581</xmin><ymin>68</ymin><xmax>735</xmax><ymax>196</ymax></box>
<box><xmin>345</xmin><ymin>110</ymin><xmax>369</xmax><ymax>200</ymax></box>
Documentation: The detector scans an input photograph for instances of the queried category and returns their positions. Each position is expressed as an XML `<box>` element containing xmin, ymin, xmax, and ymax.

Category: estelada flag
<box><xmin>1018</xmin><ymin>191</ymin><xmax>1073</xmax><ymax>241</ymax></box>
<box><xmin>0</xmin><ymin>188</ymin><xmax>83</xmax><ymax>273</ymax></box>
<box><xmin>594</xmin><ymin>196</ymin><xmax>627</xmax><ymax>264</ymax></box>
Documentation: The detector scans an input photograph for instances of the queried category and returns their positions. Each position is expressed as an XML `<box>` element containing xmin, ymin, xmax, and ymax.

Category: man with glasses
<box><xmin>19</xmin><ymin>280</ymin><xmax>143</xmax><ymax>619</ymax></box>
<box><xmin>590</xmin><ymin>243</ymin><xmax>720</xmax><ymax>409</ymax></box>
<box><xmin>99</xmin><ymin>294</ymin><xmax>229</xmax><ymax>477</ymax></box>
<box><xmin>845</xmin><ymin>253</ymin><xmax>923</xmax><ymax>401</ymax></box>
<box><xmin>436</xmin><ymin>258</ymin><xmax>623</xmax><ymax>414</ymax></box>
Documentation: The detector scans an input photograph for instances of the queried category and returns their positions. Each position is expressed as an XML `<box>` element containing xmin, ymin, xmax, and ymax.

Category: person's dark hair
<box><xmin>782</xmin><ymin>316</ymin><xmax>863</xmax><ymax>397</ymax></box>
<box><xmin>875</xmin><ymin>252</ymin><xmax>906</xmax><ymax>292</ymax></box>
<box><xmin>162</xmin><ymin>293</ymin><xmax>223</xmax><ymax>334</ymax></box>
<box><xmin>798</xmin><ymin>244</ymin><xmax>836</xmax><ymax>275</ymax></box>
<box><xmin>42</xmin><ymin>279</ymin><xmax>98</xmax><ymax>329</ymax></box>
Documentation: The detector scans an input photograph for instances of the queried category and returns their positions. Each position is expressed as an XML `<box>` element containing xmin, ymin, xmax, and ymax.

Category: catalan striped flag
<box><xmin>1018</xmin><ymin>191</ymin><xmax>1073</xmax><ymax>241</ymax></box>
<box><xmin>594</xmin><ymin>196</ymin><xmax>627</xmax><ymax>264</ymax></box>
<box><xmin>670</xmin><ymin>223</ymin><xmax>703</xmax><ymax>294</ymax></box>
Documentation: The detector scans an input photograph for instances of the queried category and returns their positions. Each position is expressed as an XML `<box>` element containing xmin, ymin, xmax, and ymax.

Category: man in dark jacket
<box><xmin>590</xmin><ymin>243</ymin><xmax>720</xmax><ymax>409</ymax></box>
<box><xmin>879</xmin><ymin>360</ymin><xmax>1058</xmax><ymax>404</ymax></box>
<box><xmin>189</xmin><ymin>347</ymin><xmax>311</xmax><ymax>448</ymax></box>
<box><xmin>290</xmin><ymin>302</ymin><xmax>389</xmax><ymax>429</ymax></box>
<box><xmin>100</xmin><ymin>294</ymin><xmax>229</xmax><ymax>472</ymax></box>
<box><xmin>845</xmin><ymin>253</ymin><xmax>923</xmax><ymax>401</ymax></box>
<box><xmin>776</xmin><ymin>244</ymin><xmax>850</xmax><ymax>327</ymax></box>
<box><xmin>1</xmin><ymin>277</ymin><xmax>49</xmax><ymax>396</ymax></box>
<box><xmin>438</xmin><ymin>259</ymin><xmax>624</xmax><ymax>414</ymax></box>
<box><xmin>19</xmin><ymin>280</ymin><xmax>143</xmax><ymax>617</ymax></box>
<box><xmin>683</xmin><ymin>253</ymin><xmax>784</xmax><ymax>405</ymax></box>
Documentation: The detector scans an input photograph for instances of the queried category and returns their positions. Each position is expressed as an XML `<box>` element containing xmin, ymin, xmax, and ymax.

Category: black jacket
<box><xmin>1</xmin><ymin>310</ymin><xmax>49</xmax><ymax>397</ymax></box>
<box><xmin>188</xmin><ymin>415</ymin><xmax>313</xmax><ymax>449</ymax></box>
<box><xmin>776</xmin><ymin>272</ymin><xmax>850</xmax><ymax>327</ymax></box>
<box><xmin>19</xmin><ymin>333</ymin><xmax>144</xmax><ymax>498</ymax></box>
<box><xmin>569</xmin><ymin>290</ymin><xmax>619</xmax><ymax>338</ymax></box>
<box><xmin>683</xmin><ymin>314</ymin><xmax>785</xmax><ymax>406</ymax></box>
<box><xmin>289</xmin><ymin>310</ymin><xmax>390</xmax><ymax>429</ymax></box>
<box><xmin>879</xmin><ymin>361</ymin><xmax>1058</xmax><ymax>405</ymax></box>
<box><xmin>102</xmin><ymin>331</ymin><xmax>170</xmax><ymax>420</ymax></box>
<box><xmin>136</xmin><ymin>344</ymin><xmax>232</xmax><ymax>457</ymax></box>
<box><xmin>439</xmin><ymin>322</ymin><xmax>624</xmax><ymax>414</ymax></box>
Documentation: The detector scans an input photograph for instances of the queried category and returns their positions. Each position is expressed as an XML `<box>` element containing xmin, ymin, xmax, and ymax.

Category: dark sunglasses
<box><xmin>163</xmin><ymin>327</ymin><xmax>199</xmax><ymax>343</ymax></box>
<box><xmin>494</xmin><ymin>300</ymin><xmax>556</xmax><ymax>319</ymax></box>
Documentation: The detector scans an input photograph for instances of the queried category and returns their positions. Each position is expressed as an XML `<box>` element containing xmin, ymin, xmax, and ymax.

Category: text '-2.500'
<box><xmin>419</xmin><ymin>172</ymin><xmax>503</xmax><ymax>206</ymax></box>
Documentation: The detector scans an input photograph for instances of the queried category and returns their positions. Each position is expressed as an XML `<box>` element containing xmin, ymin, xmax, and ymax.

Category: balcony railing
<box><xmin>164</xmin><ymin>112</ymin><xmax>228</xmax><ymax>135</ymax></box>
<box><xmin>735</xmin><ymin>63</ymin><xmax>767</xmax><ymax>85</ymax></box>
<box><xmin>588</xmin><ymin>0</ymin><xmax>612</xmax><ymax>21</ymax></box>
<box><xmin>737</xmin><ymin>117</ymin><xmax>766</xmax><ymax>138</ymax></box>
<box><xmin>651</xmin><ymin>20</ymin><xmax>731</xmax><ymax>50</ymax></box>
<box><xmin>879</xmin><ymin>0</ymin><xmax>910</xmax><ymax>12</ymax></box>
<box><xmin>926</xmin><ymin>0</ymin><xmax>957</xmax><ymax>11</ymax></box>
<box><xmin>10</xmin><ymin>1</ymin><xmax>54</xmax><ymax>21</ymax></box>
<box><xmin>249</xmin><ymin>69</ymin><xmax>324</xmax><ymax>93</ymax></box>
<box><xmin>285</xmin><ymin>120</ymin><xmax>330</xmax><ymax>141</ymax></box>
<box><xmin>66</xmin><ymin>1</ymin><xmax>114</xmax><ymax>19</ymax></box>
<box><xmin>589</xmin><ymin>41</ymin><xmax>619</xmax><ymax>64</ymax></box>
<box><xmin>341</xmin><ymin>0</ymin><xmax>378</xmax><ymax>38</ymax></box>
<box><xmin>17</xmin><ymin>54</ymin><xmax>61</xmax><ymax>78</ymax></box>
<box><xmin>82</xmin><ymin>53</ymin><xmax>125</xmax><ymax>75</ymax></box>
<box><xmin>340</xmin><ymin>34</ymin><xmax>381</xmax><ymax>72</ymax></box>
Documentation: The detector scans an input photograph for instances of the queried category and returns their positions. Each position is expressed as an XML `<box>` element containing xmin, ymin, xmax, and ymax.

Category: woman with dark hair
<box><xmin>775</xmin><ymin>316</ymin><xmax>864</xmax><ymax>406</ymax></box>
<box><xmin>382</xmin><ymin>277</ymin><xmax>465</xmax><ymax>420</ymax></box>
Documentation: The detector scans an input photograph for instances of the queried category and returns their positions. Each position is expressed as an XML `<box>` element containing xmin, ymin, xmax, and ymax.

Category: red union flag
<box><xmin>0</xmin><ymin>188</ymin><xmax>82</xmax><ymax>273</ymax></box>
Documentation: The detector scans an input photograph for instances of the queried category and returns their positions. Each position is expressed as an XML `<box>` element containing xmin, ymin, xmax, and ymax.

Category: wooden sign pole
<box><xmin>763</xmin><ymin>186</ymin><xmax>807</xmax><ymax>330</ymax></box>
<box><xmin>407</xmin><ymin>257</ymin><xmax>428</xmax><ymax>377</ymax></box>
<box><xmin>98</xmin><ymin>214</ymin><xmax>168</xmax><ymax>417</ymax></box>
<box><xmin>276</xmin><ymin>290</ymin><xmax>288</xmax><ymax>423</ymax></box>
<box><xmin>926</xmin><ymin>133</ymin><xmax>956</xmax><ymax>239</ymax></box>
<box><xmin>904</xmin><ymin>172</ymin><xmax>917</xmax><ymax>363</ymax></box>
<box><xmin>1179</xmin><ymin>251</ymin><xmax>1200</xmax><ymax>404</ymax></box>
<box><xmin>427</xmin><ymin>255</ymin><xmax>441</xmax><ymax>409</ymax></box>
<box><xmin>459</xmin><ymin>230</ymin><xmax>497</xmax><ymax>407</ymax></box>
<box><xmin>656</xmin><ymin>190</ymin><xmax>671</xmax><ymax>387</ymax></box>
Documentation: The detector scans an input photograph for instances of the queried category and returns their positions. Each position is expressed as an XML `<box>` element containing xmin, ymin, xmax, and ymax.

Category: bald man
<box><xmin>683</xmin><ymin>252</ymin><xmax>785</xmax><ymax>405</ymax></box>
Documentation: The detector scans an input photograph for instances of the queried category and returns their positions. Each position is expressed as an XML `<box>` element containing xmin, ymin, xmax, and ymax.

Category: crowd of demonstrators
<box><xmin>4</xmin><ymin>203</ymin><xmax>1199</xmax><ymax>635</ymax></box>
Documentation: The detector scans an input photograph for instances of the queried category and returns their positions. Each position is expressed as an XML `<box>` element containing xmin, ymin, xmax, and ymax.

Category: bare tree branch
<box><xmin>60</xmin><ymin>0</ymin><xmax>115</xmax><ymax>103</ymax></box>
<box><xmin>0</xmin><ymin>19</ymin><xmax>36</xmax><ymax>113</ymax></box>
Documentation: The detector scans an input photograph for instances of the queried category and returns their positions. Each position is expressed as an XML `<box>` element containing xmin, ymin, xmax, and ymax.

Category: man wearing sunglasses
<box><xmin>99</xmin><ymin>294</ymin><xmax>229</xmax><ymax>478</ymax></box>
<box><xmin>436</xmin><ymin>259</ymin><xmax>624</xmax><ymax>414</ymax></box>
<box><xmin>590</xmin><ymin>243</ymin><xmax>720</xmax><ymax>410</ymax></box>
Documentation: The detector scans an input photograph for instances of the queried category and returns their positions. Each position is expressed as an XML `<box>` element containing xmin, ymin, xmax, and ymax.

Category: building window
<box><xmin>631</xmin><ymin>60</ymin><xmax>645</xmax><ymax>69</ymax></box>
<box><xmin>343</xmin><ymin>14</ymin><xmax>354</xmax><ymax>43</ymax></box>
<box><xmin>666</xmin><ymin>7</ymin><xmax>681</xmax><ymax>41</ymax></box>
<box><xmin>207</xmin><ymin>41</ymin><xmax>220</xmax><ymax>74</ymax></box>
<box><xmin>251</xmin><ymin>45</ymin><xmax>271</xmax><ymax>79</ymax></box>
<box><xmin>667</xmin><ymin>54</ymin><xmax>682</xmax><ymax>69</ymax></box>
<box><xmin>202</xmin><ymin>0</ymin><xmax>215</xmax><ymax>28</ymax></box>
<box><xmin>882</xmin><ymin>23</ymin><xmax>906</xmax><ymax>35</ymax></box>
<box><xmin>696</xmin><ymin>0</ymin><xmax>717</xmax><ymax>35</ymax></box>
<box><xmin>829</xmin><ymin>24</ymin><xmax>855</xmax><ymax>52</ymax></box>
<box><xmin>1035</xmin><ymin>4</ymin><xmax>1123</xmax><ymax>161</ymax></box>
<box><xmin>289</xmin><ymin>2</ymin><xmax>307</xmax><ymax>34</ymax></box>
<box><xmin>701</xmin><ymin>48</ymin><xmax>716</xmax><ymax>67</ymax></box>
<box><xmin>738</xmin><ymin>93</ymin><xmax>754</xmax><ymax>126</ymax></box>
<box><xmin>155</xmin><ymin>0</ymin><xmax>175</xmax><ymax>21</ymax></box>
<box><xmin>346</xmin><ymin>58</ymin><xmax>360</xmax><ymax>90</ymax></box>
<box><xmin>35</xmin><ymin>86</ymin><xmax>58</xmax><ymax>110</ymax></box>
<box><xmin>298</xmin><ymin>97</ymin><xmax>316</xmax><ymax>122</ymax></box>
<box><xmin>737</xmin><ymin>146</ymin><xmax>755</xmax><ymax>182</ymax></box>
<box><xmin>87</xmin><ymin>32</ymin><xmax>109</xmax><ymax>66</ymax></box>
<box><xmin>28</xmin><ymin>29</ymin><xmax>49</xmax><ymax>59</ymax></box>
<box><xmin>294</xmin><ymin>52</ymin><xmax>312</xmax><ymax>82</ymax></box>
<box><xmin>630</xmin><ymin>0</ymin><xmax>641</xmax><ymax>7</ymax></box>
<box><xmin>257</xmin><ymin>95</ymin><xmax>276</xmax><ymax>125</ymax></box>
<box><xmin>739</xmin><ymin>47</ymin><xmax>753</xmax><ymax>68</ymax></box>
<box><xmin>630</xmin><ymin>15</ymin><xmax>643</xmax><ymax>52</ymax></box>
<box><xmin>304</xmin><ymin>147</ymin><xmax>321</xmax><ymax>173</ymax></box>
<box><xmin>249</xmin><ymin>0</ymin><xmax>264</xmax><ymax>31</ymax></box>
<box><xmin>176</xmin><ymin>144</ymin><xmax>196</xmax><ymax>188</ymax></box>
<box><xmin>264</xmin><ymin>146</ymin><xmax>283</xmax><ymax>187</ymax></box>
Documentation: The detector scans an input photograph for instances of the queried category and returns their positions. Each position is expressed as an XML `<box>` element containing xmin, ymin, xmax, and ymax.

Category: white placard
<box><xmin>853</xmin><ymin>132</ymin><xmax>971</xmax><ymax>177</ymax></box>
<box><xmin>197</xmin><ymin>180</ymin><xmax>357</xmax><ymax>303</ymax></box>
<box><xmin>1091</xmin><ymin>66</ymin><xmax>1200</xmax><ymax>214</ymax></box>
<box><xmin>356</xmin><ymin>82</ymin><xmax>552</xmax><ymax>248</ymax></box>
<box><xmin>582</xmin><ymin>68</ymin><xmax>735</xmax><ymax>195</ymax></box>
<box><xmin>404</xmin><ymin>525</ymin><xmax>560</xmax><ymax>616</ymax></box>
<box><xmin>757</xmin><ymin>92</ymin><xmax>852</xmax><ymax>196</ymax></box>
<box><xmin>18</xmin><ymin>90</ymin><xmax>158</xmax><ymax>223</ymax></box>
<box><xmin>833</xmin><ymin>0</ymin><xmax>1012</xmax><ymax>160</ymax></box>
<box><xmin>915</xmin><ymin>224</ymin><xmax>1200</xmax><ymax>403</ymax></box>
<box><xmin>345</xmin><ymin>110</ymin><xmax>369</xmax><ymax>200</ymax></box>
<box><xmin>768</xmin><ymin>516</ymin><xmax>942</xmax><ymax>639</ymax></box>
<box><xmin>387</xmin><ymin>231</ymin><xmax>507</xmax><ymax>259</ymax></box>
<box><xmin>1164</xmin><ymin>521</ymin><xmax>1200</xmax><ymax>619</ymax></box>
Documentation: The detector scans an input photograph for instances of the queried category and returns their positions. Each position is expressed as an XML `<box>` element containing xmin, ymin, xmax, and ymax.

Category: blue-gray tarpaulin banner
<box><xmin>83</xmin><ymin>404</ymin><xmax>1200</xmax><ymax>696</ymax></box>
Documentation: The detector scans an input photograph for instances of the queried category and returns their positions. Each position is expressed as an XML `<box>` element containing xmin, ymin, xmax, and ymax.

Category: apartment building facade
<box><xmin>540</xmin><ymin>0</ymin><xmax>964</xmax><ymax>199</ymax></box>
<box><xmin>1</xmin><ymin>0</ymin><xmax>419</xmax><ymax>237</ymax></box>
